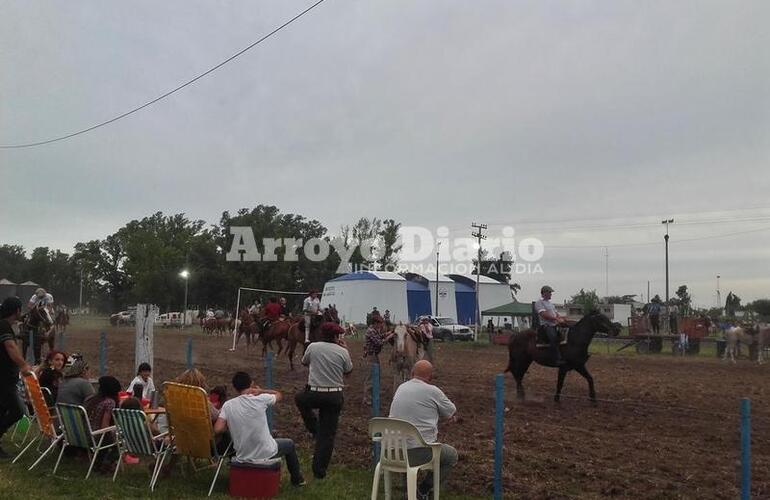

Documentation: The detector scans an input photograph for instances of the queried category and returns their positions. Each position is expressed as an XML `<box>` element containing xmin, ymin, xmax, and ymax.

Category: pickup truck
<box><xmin>418</xmin><ymin>316</ymin><xmax>474</xmax><ymax>341</ymax></box>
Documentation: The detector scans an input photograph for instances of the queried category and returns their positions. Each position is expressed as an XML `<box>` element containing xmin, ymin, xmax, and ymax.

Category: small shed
<box><xmin>0</xmin><ymin>279</ymin><xmax>17</xmax><ymax>301</ymax></box>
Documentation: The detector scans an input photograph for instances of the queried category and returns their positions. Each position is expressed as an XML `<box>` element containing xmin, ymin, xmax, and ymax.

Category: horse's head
<box><xmin>323</xmin><ymin>307</ymin><xmax>340</xmax><ymax>324</ymax></box>
<box><xmin>28</xmin><ymin>304</ymin><xmax>53</xmax><ymax>329</ymax></box>
<box><xmin>583</xmin><ymin>309</ymin><xmax>620</xmax><ymax>336</ymax></box>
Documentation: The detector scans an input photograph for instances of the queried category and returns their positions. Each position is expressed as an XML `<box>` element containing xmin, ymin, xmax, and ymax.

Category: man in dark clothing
<box><xmin>0</xmin><ymin>297</ymin><xmax>33</xmax><ymax>459</ymax></box>
<box><xmin>294</xmin><ymin>322</ymin><xmax>353</xmax><ymax>479</ymax></box>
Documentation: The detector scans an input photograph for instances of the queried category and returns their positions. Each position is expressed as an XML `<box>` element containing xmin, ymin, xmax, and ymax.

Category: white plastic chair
<box><xmin>369</xmin><ymin>417</ymin><xmax>442</xmax><ymax>500</ymax></box>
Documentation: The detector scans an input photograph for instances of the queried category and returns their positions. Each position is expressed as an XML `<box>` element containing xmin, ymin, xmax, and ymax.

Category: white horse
<box><xmin>391</xmin><ymin>322</ymin><xmax>421</xmax><ymax>391</ymax></box>
<box><xmin>724</xmin><ymin>325</ymin><xmax>769</xmax><ymax>364</ymax></box>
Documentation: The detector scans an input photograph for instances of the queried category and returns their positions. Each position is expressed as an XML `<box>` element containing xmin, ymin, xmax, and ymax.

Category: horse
<box><xmin>391</xmin><ymin>323</ymin><xmax>421</xmax><ymax>391</ymax></box>
<box><xmin>504</xmin><ymin>310</ymin><xmax>620</xmax><ymax>403</ymax></box>
<box><xmin>256</xmin><ymin>315</ymin><xmax>292</xmax><ymax>358</ymax></box>
<box><xmin>54</xmin><ymin>307</ymin><xmax>70</xmax><ymax>335</ymax></box>
<box><xmin>21</xmin><ymin>304</ymin><xmax>55</xmax><ymax>362</ymax></box>
<box><xmin>724</xmin><ymin>325</ymin><xmax>769</xmax><ymax>364</ymax></box>
<box><xmin>235</xmin><ymin>308</ymin><xmax>258</xmax><ymax>348</ymax></box>
<box><xmin>285</xmin><ymin>307</ymin><xmax>340</xmax><ymax>370</ymax></box>
<box><xmin>202</xmin><ymin>317</ymin><xmax>218</xmax><ymax>336</ymax></box>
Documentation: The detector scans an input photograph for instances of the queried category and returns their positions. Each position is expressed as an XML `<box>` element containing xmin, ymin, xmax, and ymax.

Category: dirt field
<box><xmin>49</xmin><ymin>319</ymin><xmax>769</xmax><ymax>499</ymax></box>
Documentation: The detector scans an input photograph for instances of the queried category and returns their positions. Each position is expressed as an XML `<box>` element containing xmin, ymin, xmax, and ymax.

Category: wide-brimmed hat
<box><xmin>63</xmin><ymin>352</ymin><xmax>88</xmax><ymax>377</ymax></box>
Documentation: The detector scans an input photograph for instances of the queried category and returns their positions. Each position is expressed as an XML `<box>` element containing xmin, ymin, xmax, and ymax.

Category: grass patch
<box><xmin>1</xmin><ymin>436</ymin><xmax>481</xmax><ymax>499</ymax></box>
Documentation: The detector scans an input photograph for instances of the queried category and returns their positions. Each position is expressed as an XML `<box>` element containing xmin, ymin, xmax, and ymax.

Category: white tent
<box><xmin>321</xmin><ymin>271</ymin><xmax>408</xmax><ymax>324</ymax></box>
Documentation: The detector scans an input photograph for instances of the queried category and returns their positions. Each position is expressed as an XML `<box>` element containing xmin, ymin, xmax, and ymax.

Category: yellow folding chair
<box><xmin>162</xmin><ymin>382</ymin><xmax>231</xmax><ymax>496</ymax></box>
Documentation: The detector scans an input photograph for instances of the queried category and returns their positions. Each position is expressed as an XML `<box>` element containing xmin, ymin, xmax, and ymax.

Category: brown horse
<box><xmin>286</xmin><ymin>307</ymin><xmax>340</xmax><ymax>370</ymax></box>
<box><xmin>505</xmin><ymin>311</ymin><xmax>620</xmax><ymax>403</ymax></box>
<box><xmin>21</xmin><ymin>304</ymin><xmax>55</xmax><ymax>362</ymax></box>
<box><xmin>236</xmin><ymin>309</ymin><xmax>258</xmax><ymax>348</ymax></box>
<box><xmin>202</xmin><ymin>317</ymin><xmax>218</xmax><ymax>336</ymax></box>
<box><xmin>54</xmin><ymin>307</ymin><xmax>70</xmax><ymax>335</ymax></box>
<box><xmin>256</xmin><ymin>315</ymin><xmax>293</xmax><ymax>358</ymax></box>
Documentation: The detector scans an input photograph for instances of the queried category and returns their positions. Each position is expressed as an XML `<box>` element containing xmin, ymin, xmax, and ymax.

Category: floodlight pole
<box><xmin>435</xmin><ymin>242</ymin><xmax>440</xmax><ymax>317</ymax></box>
<box><xmin>661</xmin><ymin>218</ymin><xmax>673</xmax><ymax>331</ymax></box>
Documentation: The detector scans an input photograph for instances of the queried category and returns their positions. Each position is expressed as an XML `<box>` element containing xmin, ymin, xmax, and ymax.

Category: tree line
<box><xmin>0</xmin><ymin>206</ymin><xmax>402</xmax><ymax>313</ymax></box>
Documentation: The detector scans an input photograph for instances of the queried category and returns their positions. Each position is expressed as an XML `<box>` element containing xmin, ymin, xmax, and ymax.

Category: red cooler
<box><xmin>228</xmin><ymin>460</ymin><xmax>281</xmax><ymax>498</ymax></box>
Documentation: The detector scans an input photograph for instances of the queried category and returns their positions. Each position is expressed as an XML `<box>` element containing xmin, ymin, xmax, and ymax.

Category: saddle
<box><xmin>535</xmin><ymin>326</ymin><xmax>569</xmax><ymax>348</ymax></box>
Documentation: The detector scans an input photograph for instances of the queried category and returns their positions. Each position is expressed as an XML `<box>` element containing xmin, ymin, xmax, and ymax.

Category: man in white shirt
<box><xmin>302</xmin><ymin>290</ymin><xmax>321</xmax><ymax>343</ymax></box>
<box><xmin>215</xmin><ymin>371</ymin><xmax>305</xmax><ymax>486</ymax></box>
<box><xmin>389</xmin><ymin>360</ymin><xmax>458</xmax><ymax>499</ymax></box>
<box><xmin>534</xmin><ymin>285</ymin><xmax>566</xmax><ymax>365</ymax></box>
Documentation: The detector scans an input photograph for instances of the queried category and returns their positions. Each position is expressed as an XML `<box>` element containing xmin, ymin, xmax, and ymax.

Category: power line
<box><xmin>544</xmin><ymin>225</ymin><xmax>770</xmax><ymax>249</ymax></box>
<box><xmin>0</xmin><ymin>0</ymin><xmax>327</xmax><ymax>149</ymax></box>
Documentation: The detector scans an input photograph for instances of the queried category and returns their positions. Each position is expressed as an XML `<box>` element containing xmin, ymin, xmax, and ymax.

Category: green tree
<box><xmin>725</xmin><ymin>292</ymin><xmax>741</xmax><ymax>318</ymax></box>
<box><xmin>746</xmin><ymin>299</ymin><xmax>770</xmax><ymax>317</ymax></box>
<box><xmin>0</xmin><ymin>245</ymin><xmax>27</xmax><ymax>282</ymax></box>
<box><xmin>570</xmin><ymin>288</ymin><xmax>600</xmax><ymax>313</ymax></box>
<box><xmin>376</xmin><ymin>219</ymin><xmax>402</xmax><ymax>271</ymax></box>
<box><xmin>673</xmin><ymin>285</ymin><xmax>692</xmax><ymax>314</ymax></box>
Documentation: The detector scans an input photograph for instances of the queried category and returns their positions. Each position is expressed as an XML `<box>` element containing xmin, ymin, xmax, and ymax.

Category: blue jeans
<box><xmin>273</xmin><ymin>438</ymin><xmax>303</xmax><ymax>485</ymax></box>
<box><xmin>407</xmin><ymin>444</ymin><xmax>458</xmax><ymax>494</ymax></box>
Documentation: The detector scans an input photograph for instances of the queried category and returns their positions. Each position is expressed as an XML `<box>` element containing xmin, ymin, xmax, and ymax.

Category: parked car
<box><xmin>109</xmin><ymin>310</ymin><xmax>135</xmax><ymax>326</ymax></box>
<box><xmin>418</xmin><ymin>315</ymin><xmax>473</xmax><ymax>341</ymax></box>
<box><xmin>156</xmin><ymin>312</ymin><xmax>183</xmax><ymax>327</ymax></box>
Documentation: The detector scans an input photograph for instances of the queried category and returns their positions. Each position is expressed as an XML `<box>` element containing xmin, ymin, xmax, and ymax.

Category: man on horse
<box><xmin>261</xmin><ymin>297</ymin><xmax>282</xmax><ymax>332</ymax></box>
<box><xmin>279</xmin><ymin>297</ymin><xmax>289</xmax><ymax>317</ymax></box>
<box><xmin>302</xmin><ymin>290</ymin><xmax>321</xmax><ymax>344</ymax></box>
<box><xmin>535</xmin><ymin>285</ymin><xmax>567</xmax><ymax>365</ymax></box>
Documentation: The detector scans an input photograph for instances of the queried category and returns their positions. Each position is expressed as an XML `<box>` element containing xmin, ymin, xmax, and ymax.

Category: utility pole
<box><xmin>78</xmin><ymin>267</ymin><xmax>84</xmax><ymax>312</ymax></box>
<box><xmin>435</xmin><ymin>242</ymin><xmax>441</xmax><ymax>317</ymax></box>
<box><xmin>661</xmin><ymin>218</ymin><xmax>674</xmax><ymax>332</ymax></box>
<box><xmin>604</xmin><ymin>247</ymin><xmax>609</xmax><ymax>299</ymax></box>
<box><xmin>647</xmin><ymin>281</ymin><xmax>650</xmax><ymax>304</ymax></box>
<box><xmin>471</xmin><ymin>222</ymin><xmax>487</xmax><ymax>342</ymax></box>
<box><xmin>716</xmin><ymin>275</ymin><xmax>721</xmax><ymax>309</ymax></box>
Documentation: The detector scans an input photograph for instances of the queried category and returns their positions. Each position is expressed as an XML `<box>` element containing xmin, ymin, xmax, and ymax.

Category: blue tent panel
<box><xmin>406</xmin><ymin>280</ymin><xmax>432</xmax><ymax>322</ymax></box>
<box><xmin>454</xmin><ymin>281</ymin><xmax>476</xmax><ymax>325</ymax></box>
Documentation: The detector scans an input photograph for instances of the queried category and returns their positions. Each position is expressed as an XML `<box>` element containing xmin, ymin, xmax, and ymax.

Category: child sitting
<box><xmin>126</xmin><ymin>363</ymin><xmax>156</xmax><ymax>400</ymax></box>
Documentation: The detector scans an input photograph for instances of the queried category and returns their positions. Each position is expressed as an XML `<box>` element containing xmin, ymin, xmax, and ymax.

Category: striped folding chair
<box><xmin>54</xmin><ymin>403</ymin><xmax>117</xmax><ymax>479</ymax></box>
<box><xmin>112</xmin><ymin>408</ymin><xmax>172</xmax><ymax>491</ymax></box>
<box><xmin>13</xmin><ymin>373</ymin><xmax>62</xmax><ymax>468</ymax></box>
<box><xmin>163</xmin><ymin>382</ymin><xmax>232</xmax><ymax>496</ymax></box>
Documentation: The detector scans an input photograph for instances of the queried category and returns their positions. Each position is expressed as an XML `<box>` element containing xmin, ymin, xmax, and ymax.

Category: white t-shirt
<box><xmin>389</xmin><ymin>378</ymin><xmax>456</xmax><ymax>448</ymax></box>
<box><xmin>126</xmin><ymin>376</ymin><xmax>156</xmax><ymax>399</ymax></box>
<box><xmin>29</xmin><ymin>293</ymin><xmax>54</xmax><ymax>307</ymax></box>
<box><xmin>219</xmin><ymin>394</ymin><xmax>278</xmax><ymax>464</ymax></box>
<box><xmin>535</xmin><ymin>298</ymin><xmax>557</xmax><ymax>327</ymax></box>
<box><xmin>303</xmin><ymin>297</ymin><xmax>320</xmax><ymax>314</ymax></box>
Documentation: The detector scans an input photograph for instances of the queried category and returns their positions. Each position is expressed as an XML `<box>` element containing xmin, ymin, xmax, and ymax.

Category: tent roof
<box><xmin>403</xmin><ymin>272</ymin><xmax>454</xmax><ymax>283</ymax></box>
<box><xmin>329</xmin><ymin>271</ymin><xmax>405</xmax><ymax>282</ymax></box>
<box><xmin>0</xmin><ymin>279</ymin><xmax>16</xmax><ymax>285</ymax></box>
<box><xmin>19</xmin><ymin>281</ymin><xmax>39</xmax><ymax>286</ymax></box>
<box><xmin>447</xmin><ymin>274</ymin><xmax>508</xmax><ymax>286</ymax></box>
<box><xmin>481</xmin><ymin>301</ymin><xmax>533</xmax><ymax>317</ymax></box>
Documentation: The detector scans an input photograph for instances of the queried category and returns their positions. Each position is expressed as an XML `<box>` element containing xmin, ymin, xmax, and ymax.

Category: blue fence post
<box><xmin>372</xmin><ymin>362</ymin><xmax>381</xmax><ymax>467</ymax></box>
<box><xmin>26</xmin><ymin>329</ymin><xmax>34</xmax><ymax>365</ymax></box>
<box><xmin>99</xmin><ymin>332</ymin><xmax>107</xmax><ymax>377</ymax></box>
<box><xmin>265</xmin><ymin>351</ymin><xmax>274</xmax><ymax>431</ymax></box>
<box><xmin>494</xmin><ymin>373</ymin><xmax>505</xmax><ymax>500</ymax></box>
<box><xmin>186</xmin><ymin>337</ymin><xmax>193</xmax><ymax>370</ymax></box>
<box><xmin>741</xmin><ymin>398</ymin><xmax>751</xmax><ymax>500</ymax></box>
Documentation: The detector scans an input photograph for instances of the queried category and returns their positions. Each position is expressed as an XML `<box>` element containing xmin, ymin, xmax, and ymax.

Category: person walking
<box><xmin>294</xmin><ymin>322</ymin><xmax>352</xmax><ymax>479</ymax></box>
<box><xmin>0</xmin><ymin>297</ymin><xmax>33</xmax><ymax>459</ymax></box>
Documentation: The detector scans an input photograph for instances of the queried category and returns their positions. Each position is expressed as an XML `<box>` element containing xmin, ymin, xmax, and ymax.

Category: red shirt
<box><xmin>265</xmin><ymin>302</ymin><xmax>281</xmax><ymax>321</ymax></box>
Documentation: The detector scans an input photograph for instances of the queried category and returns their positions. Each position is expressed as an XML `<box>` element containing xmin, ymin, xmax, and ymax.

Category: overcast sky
<box><xmin>1</xmin><ymin>1</ymin><xmax>768</xmax><ymax>305</ymax></box>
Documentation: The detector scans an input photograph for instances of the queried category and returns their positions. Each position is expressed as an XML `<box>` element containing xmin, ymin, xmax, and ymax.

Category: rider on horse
<box><xmin>261</xmin><ymin>297</ymin><xmax>282</xmax><ymax>332</ymax></box>
<box><xmin>534</xmin><ymin>285</ymin><xmax>567</xmax><ymax>365</ymax></box>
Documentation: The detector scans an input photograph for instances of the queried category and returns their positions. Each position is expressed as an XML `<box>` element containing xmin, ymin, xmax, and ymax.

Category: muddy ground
<box><xmin>48</xmin><ymin>319</ymin><xmax>769</xmax><ymax>499</ymax></box>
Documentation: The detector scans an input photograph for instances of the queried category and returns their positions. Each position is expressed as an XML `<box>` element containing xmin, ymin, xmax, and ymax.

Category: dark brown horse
<box><xmin>286</xmin><ymin>306</ymin><xmax>340</xmax><ymax>370</ymax></box>
<box><xmin>54</xmin><ymin>307</ymin><xmax>70</xmax><ymax>335</ymax></box>
<box><xmin>21</xmin><ymin>304</ymin><xmax>55</xmax><ymax>361</ymax></box>
<box><xmin>256</xmin><ymin>315</ymin><xmax>292</xmax><ymax>358</ymax></box>
<box><xmin>504</xmin><ymin>310</ymin><xmax>620</xmax><ymax>403</ymax></box>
